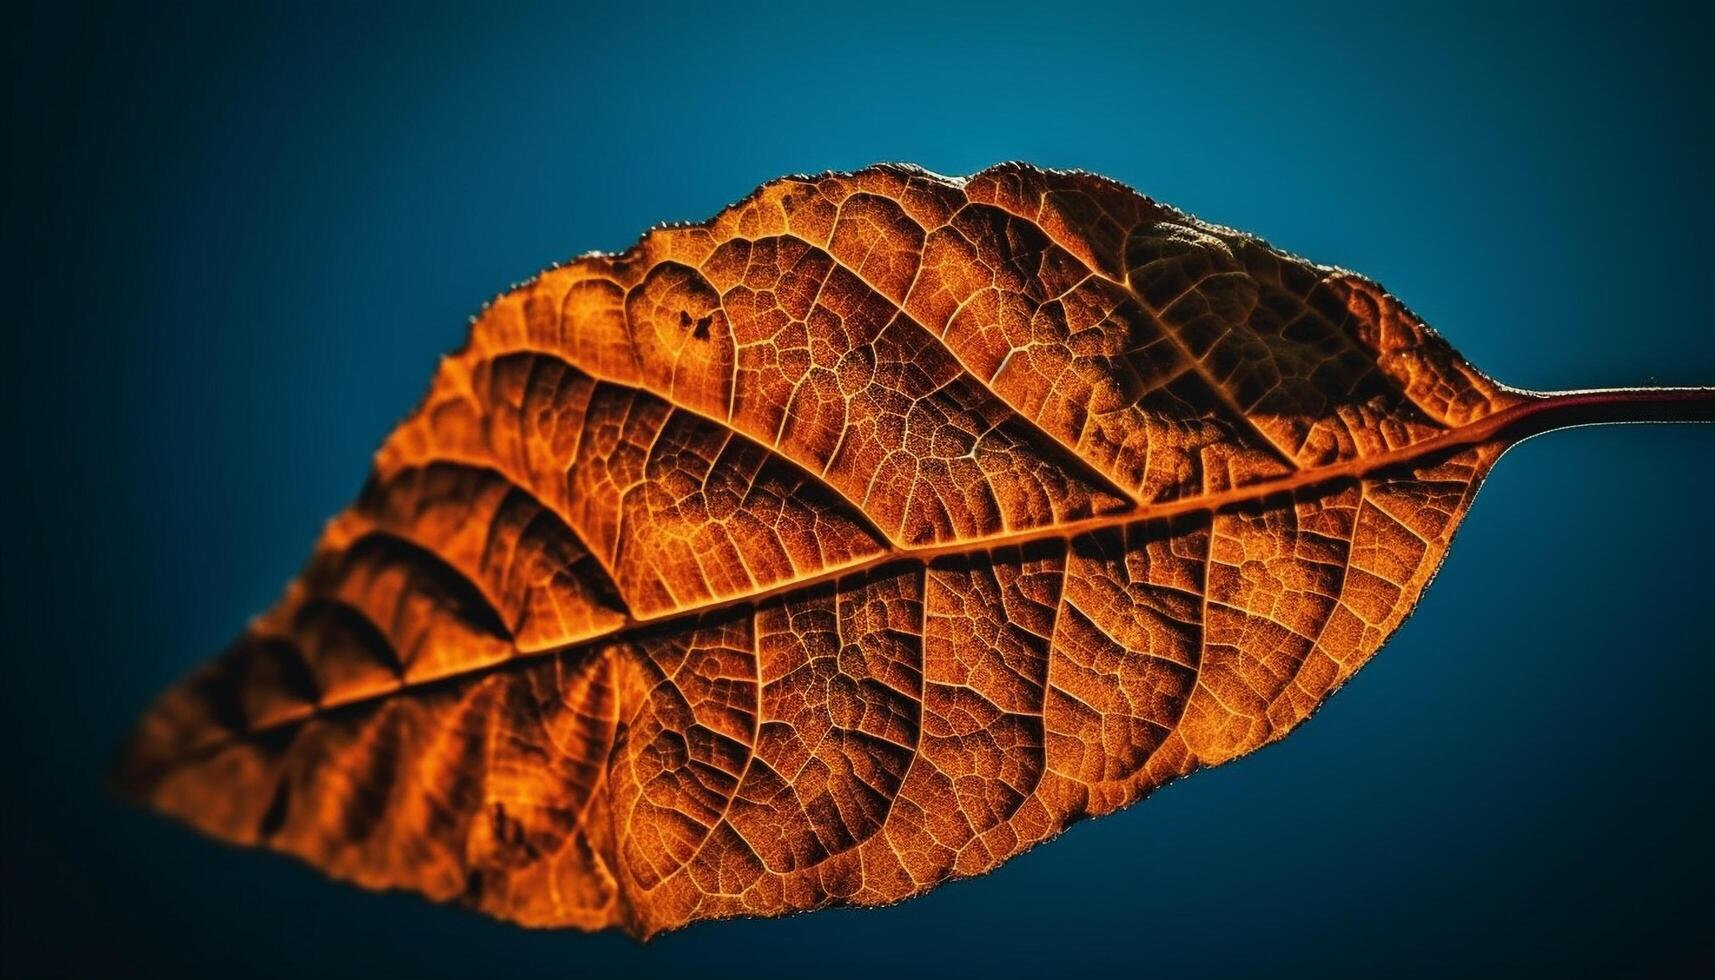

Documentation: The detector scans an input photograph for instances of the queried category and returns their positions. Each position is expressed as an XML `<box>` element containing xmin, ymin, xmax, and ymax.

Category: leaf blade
<box><xmin>114</xmin><ymin>163</ymin><xmax>1707</xmax><ymax>937</ymax></box>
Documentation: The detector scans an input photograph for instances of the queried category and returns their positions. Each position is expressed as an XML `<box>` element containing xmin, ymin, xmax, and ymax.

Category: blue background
<box><xmin>6</xmin><ymin>2</ymin><xmax>1712</xmax><ymax>976</ymax></box>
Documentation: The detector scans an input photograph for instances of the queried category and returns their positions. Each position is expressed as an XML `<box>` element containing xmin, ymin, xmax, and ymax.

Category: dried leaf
<box><xmin>114</xmin><ymin>164</ymin><xmax>1714</xmax><ymax>938</ymax></box>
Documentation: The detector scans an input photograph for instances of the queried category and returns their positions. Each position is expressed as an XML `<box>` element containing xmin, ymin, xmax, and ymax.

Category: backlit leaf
<box><xmin>114</xmin><ymin>164</ymin><xmax>1714</xmax><ymax>938</ymax></box>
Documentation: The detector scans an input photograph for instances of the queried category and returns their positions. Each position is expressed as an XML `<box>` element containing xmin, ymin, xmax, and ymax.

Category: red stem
<box><xmin>1501</xmin><ymin>386</ymin><xmax>1715</xmax><ymax>440</ymax></box>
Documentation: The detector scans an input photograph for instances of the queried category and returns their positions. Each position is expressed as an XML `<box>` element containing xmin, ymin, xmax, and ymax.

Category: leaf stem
<box><xmin>1506</xmin><ymin>386</ymin><xmax>1715</xmax><ymax>439</ymax></box>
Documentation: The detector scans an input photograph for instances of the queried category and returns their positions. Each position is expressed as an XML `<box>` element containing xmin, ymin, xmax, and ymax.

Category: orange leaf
<box><xmin>113</xmin><ymin>164</ymin><xmax>1715</xmax><ymax>938</ymax></box>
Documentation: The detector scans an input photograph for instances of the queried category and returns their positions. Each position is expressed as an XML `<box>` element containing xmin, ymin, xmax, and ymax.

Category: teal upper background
<box><xmin>6</xmin><ymin>2</ymin><xmax>1712</xmax><ymax>976</ymax></box>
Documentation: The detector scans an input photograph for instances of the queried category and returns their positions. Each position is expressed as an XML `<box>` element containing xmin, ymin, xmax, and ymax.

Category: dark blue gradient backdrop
<box><xmin>6</xmin><ymin>3</ymin><xmax>1712</xmax><ymax>977</ymax></box>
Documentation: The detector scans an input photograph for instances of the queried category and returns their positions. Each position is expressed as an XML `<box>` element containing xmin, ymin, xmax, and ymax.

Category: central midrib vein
<box><xmin>217</xmin><ymin>389</ymin><xmax>1568</xmax><ymax>743</ymax></box>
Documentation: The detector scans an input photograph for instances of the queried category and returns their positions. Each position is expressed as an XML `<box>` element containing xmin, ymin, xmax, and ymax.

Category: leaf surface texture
<box><xmin>119</xmin><ymin>164</ymin><xmax>1548</xmax><ymax>937</ymax></box>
